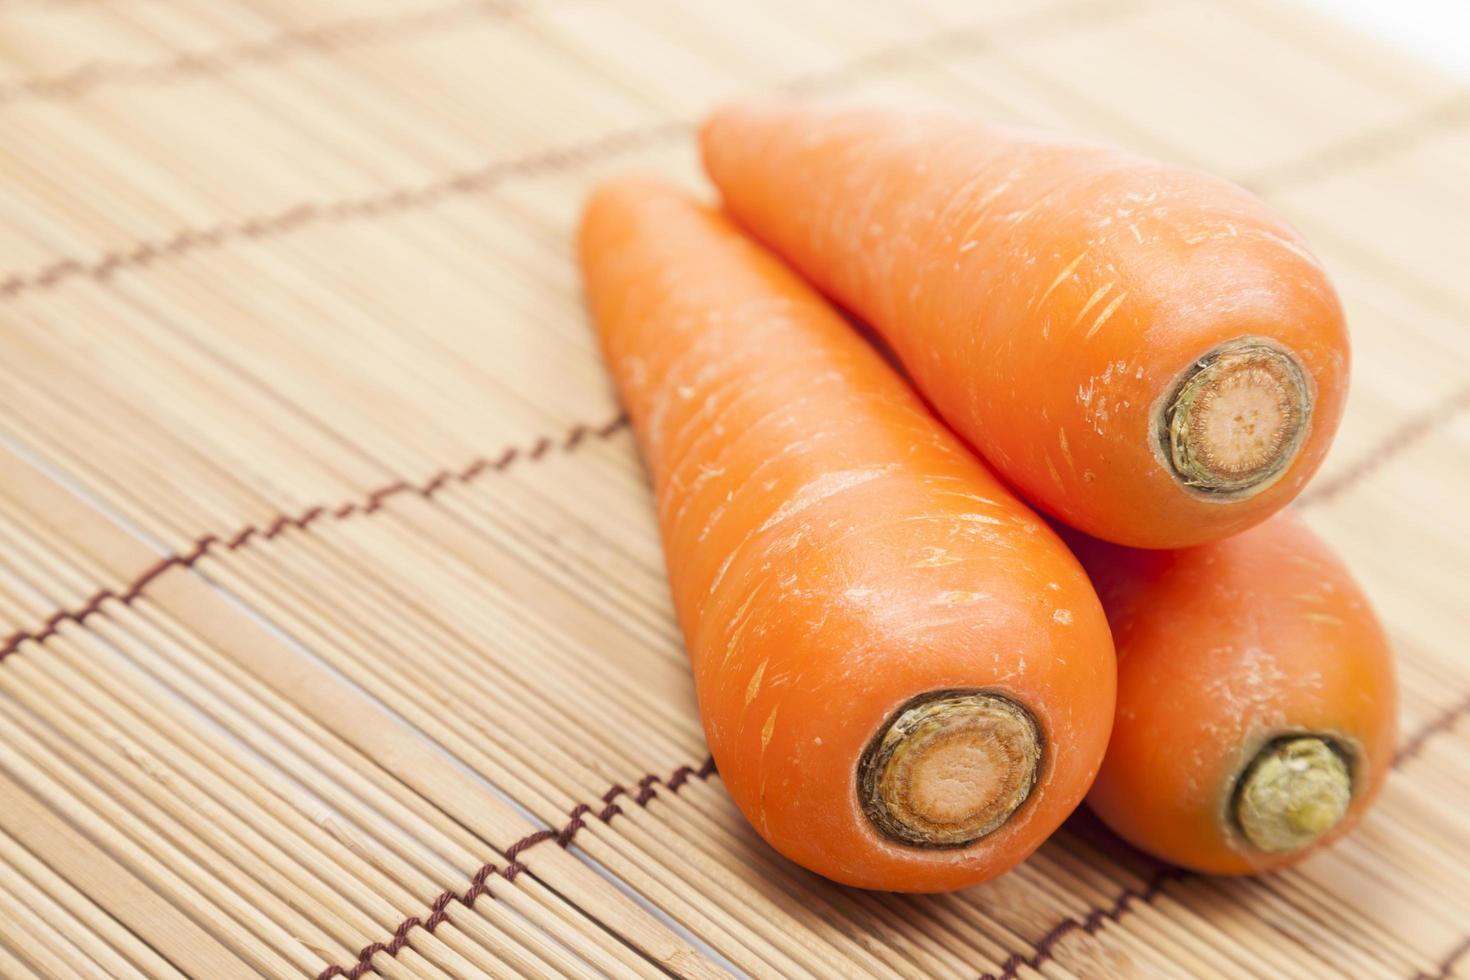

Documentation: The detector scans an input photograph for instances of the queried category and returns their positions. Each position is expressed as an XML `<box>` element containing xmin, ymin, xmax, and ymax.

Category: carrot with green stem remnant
<box><xmin>1067</xmin><ymin>512</ymin><xmax>1396</xmax><ymax>873</ymax></box>
<box><xmin>579</xmin><ymin>177</ymin><xmax>1115</xmax><ymax>891</ymax></box>
<box><xmin>702</xmin><ymin>100</ymin><xmax>1349</xmax><ymax>549</ymax></box>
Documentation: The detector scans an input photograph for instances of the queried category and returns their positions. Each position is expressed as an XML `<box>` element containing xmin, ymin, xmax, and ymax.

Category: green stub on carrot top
<box><xmin>1234</xmin><ymin>736</ymin><xmax>1352</xmax><ymax>854</ymax></box>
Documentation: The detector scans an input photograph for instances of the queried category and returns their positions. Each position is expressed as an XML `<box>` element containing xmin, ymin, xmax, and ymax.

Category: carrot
<box><xmin>701</xmin><ymin>100</ymin><xmax>1349</xmax><ymax>549</ymax></box>
<box><xmin>579</xmin><ymin>177</ymin><xmax>1115</xmax><ymax>891</ymax></box>
<box><xmin>1067</xmin><ymin>513</ymin><xmax>1396</xmax><ymax>874</ymax></box>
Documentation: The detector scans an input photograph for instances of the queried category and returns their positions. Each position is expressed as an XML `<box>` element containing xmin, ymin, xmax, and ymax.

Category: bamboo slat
<box><xmin>1</xmin><ymin>0</ymin><xmax>1467</xmax><ymax>977</ymax></box>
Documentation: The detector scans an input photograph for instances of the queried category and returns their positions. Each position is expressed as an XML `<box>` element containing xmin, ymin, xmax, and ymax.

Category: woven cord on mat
<box><xmin>3</xmin><ymin>397</ymin><xmax>1469</xmax><ymax>977</ymax></box>
<box><xmin>4</xmin><ymin>384</ymin><xmax>1466</xmax><ymax>663</ymax></box>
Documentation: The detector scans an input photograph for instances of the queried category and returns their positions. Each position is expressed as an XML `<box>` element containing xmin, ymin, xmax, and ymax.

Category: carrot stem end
<box><xmin>1234</xmin><ymin>736</ymin><xmax>1352</xmax><ymax>854</ymax></box>
<box><xmin>1162</xmin><ymin>338</ymin><xmax>1311</xmax><ymax>496</ymax></box>
<box><xmin>859</xmin><ymin>690</ymin><xmax>1042</xmax><ymax>849</ymax></box>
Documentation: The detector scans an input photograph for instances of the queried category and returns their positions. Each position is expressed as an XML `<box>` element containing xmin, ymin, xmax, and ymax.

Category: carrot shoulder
<box><xmin>701</xmin><ymin>100</ymin><xmax>1349</xmax><ymax>549</ymax></box>
<box><xmin>1069</xmin><ymin>513</ymin><xmax>1396</xmax><ymax>874</ymax></box>
<box><xmin>579</xmin><ymin>177</ymin><xmax>1115</xmax><ymax>891</ymax></box>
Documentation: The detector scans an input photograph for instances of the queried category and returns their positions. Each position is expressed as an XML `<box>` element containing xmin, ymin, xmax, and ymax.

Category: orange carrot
<box><xmin>1068</xmin><ymin>513</ymin><xmax>1396</xmax><ymax>874</ymax></box>
<box><xmin>701</xmin><ymin>101</ymin><xmax>1349</xmax><ymax>549</ymax></box>
<box><xmin>579</xmin><ymin>177</ymin><xmax>1115</xmax><ymax>891</ymax></box>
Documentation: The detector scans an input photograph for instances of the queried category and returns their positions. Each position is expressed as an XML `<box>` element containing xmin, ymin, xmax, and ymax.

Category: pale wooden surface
<box><xmin>0</xmin><ymin>0</ymin><xmax>1467</xmax><ymax>977</ymax></box>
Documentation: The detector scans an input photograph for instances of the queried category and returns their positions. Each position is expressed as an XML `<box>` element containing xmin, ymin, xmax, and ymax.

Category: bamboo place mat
<box><xmin>0</xmin><ymin>0</ymin><xmax>1467</xmax><ymax>977</ymax></box>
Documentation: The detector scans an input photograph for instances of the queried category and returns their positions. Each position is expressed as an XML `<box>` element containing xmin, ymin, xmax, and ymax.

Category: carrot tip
<box><xmin>858</xmin><ymin>690</ymin><xmax>1042</xmax><ymax>849</ymax></box>
<box><xmin>1161</xmin><ymin>337</ymin><xmax>1311</xmax><ymax>497</ymax></box>
<box><xmin>1233</xmin><ymin>736</ymin><xmax>1352</xmax><ymax>854</ymax></box>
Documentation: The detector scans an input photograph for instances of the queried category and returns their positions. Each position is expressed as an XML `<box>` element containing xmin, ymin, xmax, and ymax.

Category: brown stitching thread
<box><xmin>0</xmin><ymin>534</ymin><xmax>220</xmax><ymax>661</ymax></box>
<box><xmin>0</xmin><ymin>0</ymin><xmax>518</xmax><ymax>106</ymax></box>
<box><xmin>0</xmin><ymin>414</ymin><xmax>627</xmax><ymax>662</ymax></box>
<box><xmin>320</xmin><ymin>683</ymin><xmax>1462</xmax><ymax>980</ymax></box>
<box><xmin>1414</xmin><ymin>935</ymin><xmax>1470</xmax><ymax>980</ymax></box>
<box><xmin>2</xmin><ymin>0</ymin><xmax>1463</xmax><ymax>316</ymax></box>
<box><xmin>0</xmin><ymin>1</ymin><xmax>1127</xmax><ymax>305</ymax></box>
<box><xmin>1300</xmin><ymin>382</ymin><xmax>1470</xmax><ymax>508</ymax></box>
<box><xmin>314</xmin><ymin>757</ymin><xmax>717</xmax><ymax>980</ymax></box>
<box><xmin>980</xmin><ymin>867</ymin><xmax>1189</xmax><ymax>980</ymax></box>
<box><xmin>3</xmin><ymin>372</ymin><xmax>1467</xmax><ymax>695</ymax></box>
<box><xmin>2</xmin><ymin>4</ymin><xmax>1461</xmax><ymax>316</ymax></box>
<box><xmin>4</xmin><ymin>0</ymin><xmax>960</xmax><ymax>106</ymax></box>
<box><xmin>1395</xmin><ymin>691</ymin><xmax>1470</xmax><ymax>767</ymax></box>
<box><xmin>0</xmin><ymin>120</ymin><xmax>689</xmax><ymax>301</ymax></box>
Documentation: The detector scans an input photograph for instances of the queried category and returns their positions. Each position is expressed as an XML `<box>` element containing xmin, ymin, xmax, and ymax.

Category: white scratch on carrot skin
<box><xmin>721</xmin><ymin>590</ymin><xmax>760</xmax><ymax>667</ymax></box>
<box><xmin>929</xmin><ymin>487</ymin><xmax>1005</xmax><ymax>509</ymax></box>
<box><xmin>1054</xmin><ymin>609</ymin><xmax>1073</xmax><ymax>625</ymax></box>
<box><xmin>746</xmin><ymin>660</ymin><xmax>767</xmax><ymax>706</ymax></box>
<box><xmin>915</xmin><ymin>546</ymin><xmax>962</xmax><ymax>567</ymax></box>
<box><xmin>708</xmin><ymin>550</ymin><xmax>738</xmax><ymax>596</ymax></box>
<box><xmin>955</xmin><ymin>178</ymin><xmax>1018</xmax><ymax>243</ymax></box>
<box><xmin>1072</xmin><ymin>282</ymin><xmax>1115</xmax><ymax>327</ymax></box>
<box><xmin>1038</xmin><ymin>250</ymin><xmax>1090</xmax><ymax>306</ymax></box>
<box><xmin>761</xmin><ymin>707</ymin><xmax>779</xmax><ymax>751</ymax></box>
<box><xmin>1084</xmin><ymin>290</ymin><xmax>1128</xmax><ymax>340</ymax></box>
<box><xmin>687</xmin><ymin>462</ymin><xmax>726</xmax><ymax>495</ymax></box>
<box><xmin>1043</xmin><ymin>453</ymin><xmax>1064</xmax><ymax>489</ymax></box>
<box><xmin>757</xmin><ymin>467</ymin><xmax>891</xmax><ymax>533</ymax></box>
<box><xmin>1250</xmin><ymin>229</ymin><xmax>1321</xmax><ymax>268</ymax></box>
<box><xmin>1057</xmin><ymin>428</ymin><xmax>1073</xmax><ymax>467</ymax></box>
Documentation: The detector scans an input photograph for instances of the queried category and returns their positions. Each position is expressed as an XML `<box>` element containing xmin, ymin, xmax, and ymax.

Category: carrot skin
<box><xmin>701</xmin><ymin>101</ymin><xmax>1349</xmax><ymax>549</ymax></box>
<box><xmin>579</xmin><ymin>177</ymin><xmax>1115</xmax><ymax>892</ymax></box>
<box><xmin>1070</xmin><ymin>512</ymin><xmax>1396</xmax><ymax>874</ymax></box>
